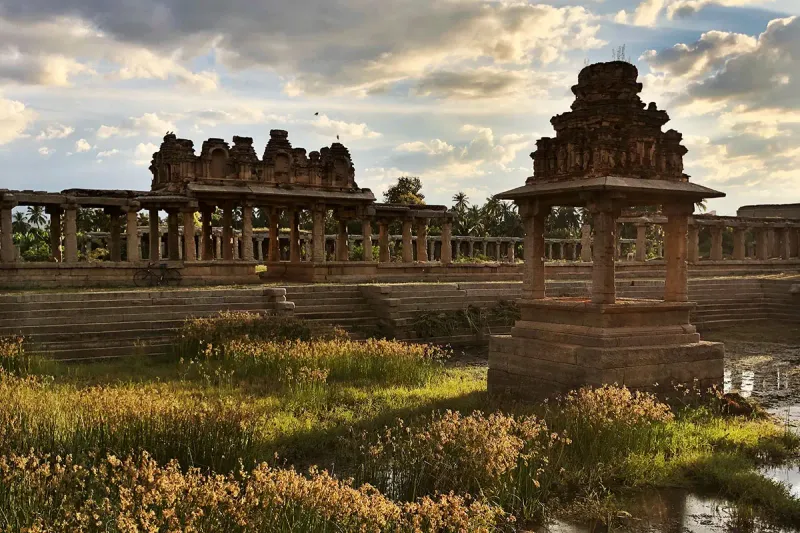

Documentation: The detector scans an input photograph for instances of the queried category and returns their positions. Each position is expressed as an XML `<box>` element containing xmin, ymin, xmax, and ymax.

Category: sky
<box><xmin>1</xmin><ymin>0</ymin><xmax>800</xmax><ymax>215</ymax></box>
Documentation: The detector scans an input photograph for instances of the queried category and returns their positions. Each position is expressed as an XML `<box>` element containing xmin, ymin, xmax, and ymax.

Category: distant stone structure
<box><xmin>738</xmin><ymin>203</ymin><xmax>800</xmax><ymax>220</ymax></box>
<box><xmin>489</xmin><ymin>61</ymin><xmax>726</xmax><ymax>396</ymax></box>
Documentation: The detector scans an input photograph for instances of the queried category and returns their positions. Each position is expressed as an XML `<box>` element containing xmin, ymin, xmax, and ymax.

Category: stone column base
<box><xmin>488</xmin><ymin>298</ymin><xmax>724</xmax><ymax>399</ymax></box>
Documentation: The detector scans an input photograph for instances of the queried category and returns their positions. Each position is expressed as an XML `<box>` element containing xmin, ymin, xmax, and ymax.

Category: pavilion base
<box><xmin>260</xmin><ymin>261</ymin><xmax>523</xmax><ymax>283</ymax></box>
<box><xmin>488</xmin><ymin>298</ymin><xmax>724</xmax><ymax>399</ymax></box>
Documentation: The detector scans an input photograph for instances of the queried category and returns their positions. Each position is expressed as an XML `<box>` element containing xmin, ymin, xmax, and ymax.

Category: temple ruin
<box><xmin>489</xmin><ymin>61</ymin><xmax>726</xmax><ymax>395</ymax></box>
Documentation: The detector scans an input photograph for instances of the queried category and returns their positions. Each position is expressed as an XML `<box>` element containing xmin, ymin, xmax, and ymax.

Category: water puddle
<box><xmin>760</xmin><ymin>461</ymin><xmax>800</xmax><ymax>499</ymax></box>
<box><xmin>546</xmin><ymin>489</ymin><xmax>796</xmax><ymax>533</ymax></box>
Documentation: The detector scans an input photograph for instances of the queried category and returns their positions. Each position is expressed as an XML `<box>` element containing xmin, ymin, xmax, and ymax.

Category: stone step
<box><xmin>13</xmin><ymin>326</ymin><xmax>179</xmax><ymax>346</ymax></box>
<box><xmin>0</xmin><ymin>288</ymin><xmax>267</xmax><ymax>304</ymax></box>
<box><xmin>0</xmin><ymin>302</ymin><xmax>269</xmax><ymax>322</ymax></box>
<box><xmin>29</xmin><ymin>342</ymin><xmax>174</xmax><ymax>361</ymax></box>
<box><xmin>1</xmin><ymin>294</ymin><xmax>270</xmax><ymax>313</ymax></box>
<box><xmin>0</xmin><ymin>319</ymin><xmax>185</xmax><ymax>339</ymax></box>
<box><xmin>295</xmin><ymin>310</ymin><xmax>375</xmax><ymax>320</ymax></box>
<box><xmin>288</xmin><ymin>297</ymin><xmax>366</xmax><ymax>307</ymax></box>
<box><xmin>0</xmin><ymin>305</ymin><xmax>272</xmax><ymax>326</ymax></box>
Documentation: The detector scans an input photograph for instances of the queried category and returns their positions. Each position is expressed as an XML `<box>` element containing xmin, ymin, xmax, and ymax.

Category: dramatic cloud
<box><xmin>0</xmin><ymin>15</ymin><xmax>215</xmax><ymax>89</ymax></box>
<box><xmin>624</xmin><ymin>0</ymin><xmax>774</xmax><ymax>26</ymax></box>
<box><xmin>37</xmin><ymin>146</ymin><xmax>53</xmax><ymax>156</ymax></box>
<box><xmin>36</xmin><ymin>123</ymin><xmax>74</xmax><ymax>141</ymax></box>
<box><xmin>97</xmin><ymin>113</ymin><xmax>176</xmax><ymax>139</ymax></box>
<box><xmin>0</xmin><ymin>0</ymin><xmax>603</xmax><ymax>98</ymax></box>
<box><xmin>97</xmin><ymin>149</ymin><xmax>120</xmax><ymax>158</ymax></box>
<box><xmin>413</xmin><ymin>68</ymin><xmax>535</xmax><ymax>100</ymax></box>
<box><xmin>0</xmin><ymin>96</ymin><xmax>35</xmax><ymax>144</ymax></box>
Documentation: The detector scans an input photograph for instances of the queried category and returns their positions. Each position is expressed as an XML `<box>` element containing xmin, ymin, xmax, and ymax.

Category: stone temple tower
<box><xmin>489</xmin><ymin>61</ymin><xmax>726</xmax><ymax>398</ymax></box>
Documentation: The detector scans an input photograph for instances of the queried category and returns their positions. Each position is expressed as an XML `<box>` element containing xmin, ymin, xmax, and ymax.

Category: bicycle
<box><xmin>133</xmin><ymin>262</ymin><xmax>182</xmax><ymax>287</ymax></box>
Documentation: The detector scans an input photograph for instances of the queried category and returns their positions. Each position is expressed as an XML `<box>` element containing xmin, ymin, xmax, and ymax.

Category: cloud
<box><xmin>134</xmin><ymin>142</ymin><xmax>158</xmax><ymax>165</ymax></box>
<box><xmin>0</xmin><ymin>0</ymin><xmax>603</xmax><ymax>98</ymax></box>
<box><xmin>37</xmin><ymin>146</ymin><xmax>53</xmax><ymax>156</ymax></box>
<box><xmin>668</xmin><ymin>0</ymin><xmax>775</xmax><ymax>19</ymax></box>
<box><xmin>36</xmin><ymin>123</ymin><xmax>74</xmax><ymax>140</ymax></box>
<box><xmin>412</xmin><ymin>68</ymin><xmax>537</xmax><ymax>100</ymax></box>
<box><xmin>193</xmin><ymin>108</ymin><xmax>288</xmax><ymax>127</ymax></box>
<box><xmin>632</xmin><ymin>0</ymin><xmax>668</xmax><ymax>26</ymax></box>
<box><xmin>74</xmin><ymin>138</ymin><xmax>92</xmax><ymax>152</ymax></box>
<box><xmin>309</xmin><ymin>114</ymin><xmax>380</xmax><ymax>140</ymax></box>
<box><xmin>642</xmin><ymin>30</ymin><xmax>758</xmax><ymax>79</ymax></box>
<box><xmin>0</xmin><ymin>96</ymin><xmax>35</xmax><ymax>144</ymax></box>
<box><xmin>0</xmin><ymin>15</ymin><xmax>215</xmax><ymax>89</ymax></box>
<box><xmin>97</xmin><ymin>149</ymin><xmax>119</xmax><ymax>158</ymax></box>
<box><xmin>396</xmin><ymin>140</ymin><xmax>454</xmax><ymax>155</ymax></box>
<box><xmin>97</xmin><ymin>112</ymin><xmax>176</xmax><ymax>139</ymax></box>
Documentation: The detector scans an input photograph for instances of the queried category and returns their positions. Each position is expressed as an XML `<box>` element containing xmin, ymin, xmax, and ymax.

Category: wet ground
<box><xmin>546</xmin><ymin>489</ymin><xmax>795</xmax><ymax>533</ymax></box>
<box><xmin>456</xmin><ymin>324</ymin><xmax>800</xmax><ymax>532</ymax></box>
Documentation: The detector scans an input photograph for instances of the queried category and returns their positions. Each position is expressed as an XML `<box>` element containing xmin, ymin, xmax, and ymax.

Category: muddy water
<box><xmin>548</xmin><ymin>326</ymin><xmax>800</xmax><ymax>533</ymax></box>
<box><xmin>546</xmin><ymin>489</ymin><xmax>795</xmax><ymax>533</ymax></box>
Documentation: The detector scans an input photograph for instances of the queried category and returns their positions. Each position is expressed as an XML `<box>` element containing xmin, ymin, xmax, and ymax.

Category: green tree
<box><xmin>12</xmin><ymin>211</ymin><xmax>29</xmax><ymax>234</ymax></box>
<box><xmin>26</xmin><ymin>206</ymin><xmax>47</xmax><ymax>228</ymax></box>
<box><xmin>383</xmin><ymin>177</ymin><xmax>425</xmax><ymax>205</ymax></box>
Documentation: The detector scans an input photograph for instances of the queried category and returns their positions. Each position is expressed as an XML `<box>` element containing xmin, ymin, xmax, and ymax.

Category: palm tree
<box><xmin>26</xmin><ymin>206</ymin><xmax>46</xmax><ymax>228</ymax></box>
<box><xmin>12</xmin><ymin>211</ymin><xmax>29</xmax><ymax>234</ymax></box>
<box><xmin>452</xmin><ymin>192</ymin><xmax>470</xmax><ymax>213</ymax></box>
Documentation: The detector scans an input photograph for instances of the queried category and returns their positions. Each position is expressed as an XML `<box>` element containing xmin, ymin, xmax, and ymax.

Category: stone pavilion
<box><xmin>488</xmin><ymin>61</ymin><xmax>726</xmax><ymax>396</ymax></box>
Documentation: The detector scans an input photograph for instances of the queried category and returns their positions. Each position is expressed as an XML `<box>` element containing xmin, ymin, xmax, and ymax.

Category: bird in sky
<box><xmin>314</xmin><ymin>112</ymin><xmax>319</xmax><ymax>116</ymax></box>
<box><xmin>336</xmin><ymin>135</ymin><xmax>340</xmax><ymax>141</ymax></box>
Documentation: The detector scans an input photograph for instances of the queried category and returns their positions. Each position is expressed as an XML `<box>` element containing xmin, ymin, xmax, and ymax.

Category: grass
<box><xmin>1</xmin><ymin>322</ymin><xmax>799</xmax><ymax>531</ymax></box>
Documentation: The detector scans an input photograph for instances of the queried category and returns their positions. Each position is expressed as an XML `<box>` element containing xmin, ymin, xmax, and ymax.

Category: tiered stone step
<box><xmin>0</xmin><ymin>288</ymin><xmax>288</xmax><ymax>360</ymax></box>
<box><xmin>284</xmin><ymin>285</ymin><xmax>379</xmax><ymax>338</ymax></box>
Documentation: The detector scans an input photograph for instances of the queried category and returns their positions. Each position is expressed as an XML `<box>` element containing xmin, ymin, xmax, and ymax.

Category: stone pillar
<box><xmin>521</xmin><ymin>202</ymin><xmax>547</xmax><ymax>299</ymax></box>
<box><xmin>125</xmin><ymin>207</ymin><xmax>140</xmax><ymax>262</ymax></box>
<box><xmin>63</xmin><ymin>204</ymin><xmax>78</xmax><ymax>263</ymax></box>
<box><xmin>792</xmin><ymin>228</ymin><xmax>800</xmax><ymax>259</ymax></box>
<box><xmin>267</xmin><ymin>208</ymin><xmax>280</xmax><ymax>262</ymax></box>
<box><xmin>614</xmin><ymin>223</ymin><xmax>622</xmax><ymax>260</ymax></box>
<box><xmin>688</xmin><ymin>225</ymin><xmax>699</xmax><ymax>264</ymax></box>
<box><xmin>779</xmin><ymin>227</ymin><xmax>791</xmax><ymax>260</ymax></box>
<box><xmin>0</xmin><ymin>202</ymin><xmax>15</xmax><ymax>263</ymax></box>
<box><xmin>428</xmin><ymin>239</ymin><xmax>435</xmax><ymax>262</ymax></box>
<box><xmin>148</xmin><ymin>209</ymin><xmax>160</xmax><ymax>261</ymax></box>
<box><xmin>311</xmin><ymin>206</ymin><xmax>326</xmax><ymax>262</ymax></box>
<box><xmin>378</xmin><ymin>221</ymin><xmax>390</xmax><ymax>263</ymax></box>
<box><xmin>254</xmin><ymin>238</ymin><xmax>263</xmax><ymax>261</ymax></box>
<box><xmin>546</xmin><ymin>242</ymin><xmax>552</xmax><ymax>260</ymax></box>
<box><xmin>580</xmin><ymin>224</ymin><xmax>592</xmax><ymax>262</ymax></box>
<box><xmin>732</xmin><ymin>227</ymin><xmax>746</xmax><ymax>260</ymax></box>
<box><xmin>105</xmin><ymin>209</ymin><xmax>120</xmax><ymax>262</ymax></box>
<box><xmin>508</xmin><ymin>239</ymin><xmax>516</xmax><ymax>262</ymax></box>
<box><xmin>413</xmin><ymin>219</ymin><xmax>428</xmax><ymax>262</ymax></box>
<box><xmin>215</xmin><ymin>235</ymin><xmax>222</xmax><ymax>259</ymax></box>
<box><xmin>166</xmin><ymin>211</ymin><xmax>180</xmax><ymax>261</ymax></box>
<box><xmin>663</xmin><ymin>204</ymin><xmax>692</xmax><ymax>302</ymax></box>
<box><xmin>755</xmin><ymin>227</ymin><xmax>769</xmax><ymax>260</ymax></box>
<box><xmin>495</xmin><ymin>240</ymin><xmax>502</xmax><ymax>262</ymax></box>
<box><xmin>221</xmin><ymin>205</ymin><xmax>234</xmax><ymax>261</ymax></box>
<box><xmin>361</xmin><ymin>219</ymin><xmax>373</xmax><ymax>261</ymax></box>
<box><xmin>710</xmin><ymin>226</ymin><xmax>723</xmax><ymax>261</ymax></box>
<box><xmin>43</xmin><ymin>205</ymin><xmax>62</xmax><ymax>262</ymax></box>
<box><xmin>336</xmin><ymin>219</ymin><xmax>349</xmax><ymax>261</ymax></box>
<box><xmin>401</xmin><ymin>220</ymin><xmax>413</xmax><ymax>262</ymax></box>
<box><xmin>241</xmin><ymin>205</ymin><xmax>254</xmax><ymax>261</ymax></box>
<box><xmin>441</xmin><ymin>222</ymin><xmax>452</xmax><ymax>265</ymax></box>
<box><xmin>200</xmin><ymin>206</ymin><xmax>214</xmax><ymax>261</ymax></box>
<box><xmin>587</xmin><ymin>200</ymin><xmax>617</xmax><ymax>305</ymax></box>
<box><xmin>454</xmin><ymin>239</ymin><xmax>461</xmax><ymax>259</ymax></box>
<box><xmin>635</xmin><ymin>223</ymin><xmax>647</xmax><ymax>262</ymax></box>
<box><xmin>468</xmin><ymin>239</ymin><xmax>475</xmax><ymax>258</ymax></box>
<box><xmin>289</xmin><ymin>209</ymin><xmax>301</xmax><ymax>263</ymax></box>
<box><xmin>182</xmin><ymin>209</ymin><xmax>196</xmax><ymax>262</ymax></box>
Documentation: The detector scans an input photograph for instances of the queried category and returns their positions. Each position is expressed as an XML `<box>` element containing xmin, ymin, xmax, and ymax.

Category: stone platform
<box><xmin>488</xmin><ymin>298</ymin><xmax>724</xmax><ymax>397</ymax></box>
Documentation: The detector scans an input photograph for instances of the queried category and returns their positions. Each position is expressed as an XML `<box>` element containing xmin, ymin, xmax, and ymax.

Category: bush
<box><xmin>0</xmin><ymin>452</ymin><xmax>511</xmax><ymax>533</ymax></box>
<box><xmin>209</xmin><ymin>338</ymin><xmax>449</xmax><ymax>387</ymax></box>
<box><xmin>175</xmin><ymin>312</ymin><xmax>346</xmax><ymax>359</ymax></box>
<box><xmin>0</xmin><ymin>336</ymin><xmax>31</xmax><ymax>376</ymax></box>
<box><xmin>353</xmin><ymin>410</ymin><xmax>565</xmax><ymax>521</ymax></box>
